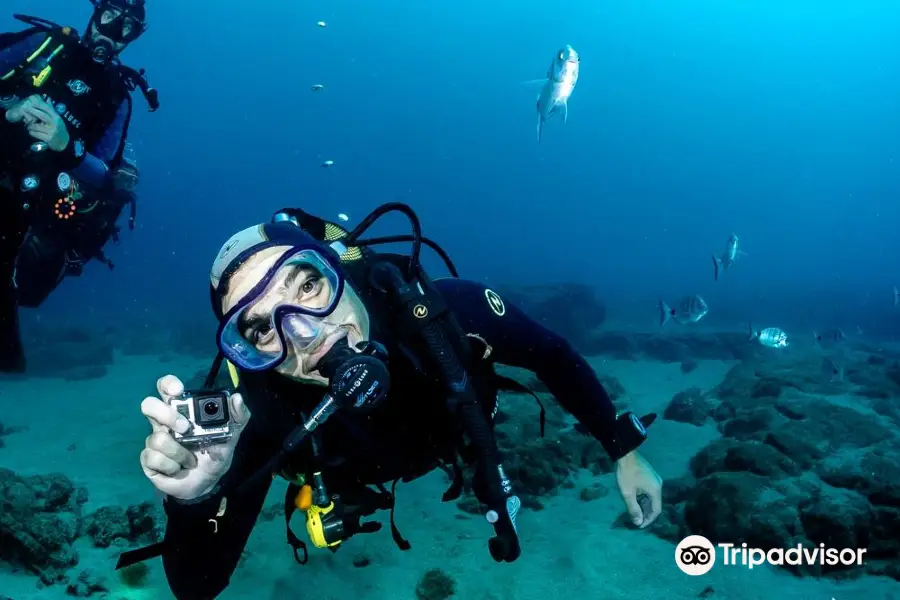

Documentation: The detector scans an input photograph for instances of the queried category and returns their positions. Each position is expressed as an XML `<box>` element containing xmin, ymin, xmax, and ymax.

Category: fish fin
<box><xmin>562</xmin><ymin>100</ymin><xmax>568</xmax><ymax>124</ymax></box>
<box><xmin>520</xmin><ymin>78</ymin><xmax>548</xmax><ymax>87</ymax></box>
<box><xmin>658</xmin><ymin>299</ymin><xmax>671</xmax><ymax>327</ymax></box>
<box><xmin>536</xmin><ymin>115</ymin><xmax>543</xmax><ymax>143</ymax></box>
<box><xmin>748</xmin><ymin>320</ymin><xmax>756</xmax><ymax>342</ymax></box>
<box><xmin>836</xmin><ymin>367</ymin><xmax>844</xmax><ymax>383</ymax></box>
<box><xmin>0</xmin><ymin>278</ymin><xmax>25</xmax><ymax>373</ymax></box>
<box><xmin>712</xmin><ymin>255</ymin><xmax>720</xmax><ymax>281</ymax></box>
<box><xmin>737</xmin><ymin>250</ymin><xmax>748</xmax><ymax>259</ymax></box>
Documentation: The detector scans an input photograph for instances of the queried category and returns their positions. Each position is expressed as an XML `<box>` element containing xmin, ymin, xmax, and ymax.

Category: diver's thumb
<box><xmin>229</xmin><ymin>393</ymin><xmax>251</xmax><ymax>427</ymax></box>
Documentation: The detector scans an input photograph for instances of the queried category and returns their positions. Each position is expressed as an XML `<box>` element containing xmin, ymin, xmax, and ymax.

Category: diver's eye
<box><xmin>101</xmin><ymin>9</ymin><xmax>122</xmax><ymax>24</ymax></box>
<box><xmin>252</xmin><ymin>323</ymin><xmax>275</xmax><ymax>345</ymax></box>
<box><xmin>299</xmin><ymin>275</ymin><xmax>324</xmax><ymax>299</ymax></box>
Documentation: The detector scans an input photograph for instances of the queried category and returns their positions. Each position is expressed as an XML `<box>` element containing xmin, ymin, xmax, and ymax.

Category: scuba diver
<box><xmin>122</xmin><ymin>204</ymin><xmax>663</xmax><ymax>600</ymax></box>
<box><xmin>0</xmin><ymin>0</ymin><xmax>159</xmax><ymax>370</ymax></box>
<box><xmin>15</xmin><ymin>145</ymin><xmax>140</xmax><ymax>307</ymax></box>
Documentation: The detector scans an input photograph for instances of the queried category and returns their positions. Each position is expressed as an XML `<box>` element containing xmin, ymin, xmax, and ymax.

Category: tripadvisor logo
<box><xmin>675</xmin><ymin>535</ymin><xmax>867</xmax><ymax>576</ymax></box>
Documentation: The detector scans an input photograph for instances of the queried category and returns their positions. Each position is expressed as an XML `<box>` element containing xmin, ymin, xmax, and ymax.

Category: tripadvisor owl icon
<box><xmin>675</xmin><ymin>535</ymin><xmax>716</xmax><ymax>576</ymax></box>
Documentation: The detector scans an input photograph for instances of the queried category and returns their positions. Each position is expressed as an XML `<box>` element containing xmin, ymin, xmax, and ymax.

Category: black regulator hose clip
<box><xmin>369</xmin><ymin>260</ymin><xmax>522</xmax><ymax>563</ymax></box>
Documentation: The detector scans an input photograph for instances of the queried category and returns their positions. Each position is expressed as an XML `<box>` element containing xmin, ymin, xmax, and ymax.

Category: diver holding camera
<box><xmin>129</xmin><ymin>204</ymin><xmax>663</xmax><ymax>600</ymax></box>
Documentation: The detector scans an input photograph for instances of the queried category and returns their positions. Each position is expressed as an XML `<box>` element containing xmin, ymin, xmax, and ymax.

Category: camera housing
<box><xmin>167</xmin><ymin>389</ymin><xmax>233</xmax><ymax>447</ymax></box>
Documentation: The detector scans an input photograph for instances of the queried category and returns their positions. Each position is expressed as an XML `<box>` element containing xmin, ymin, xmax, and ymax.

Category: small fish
<box><xmin>321</xmin><ymin>160</ymin><xmax>334</xmax><ymax>168</ymax></box>
<box><xmin>712</xmin><ymin>233</ymin><xmax>743</xmax><ymax>281</ymax></box>
<box><xmin>658</xmin><ymin>295</ymin><xmax>708</xmax><ymax>326</ymax></box>
<box><xmin>820</xmin><ymin>357</ymin><xmax>844</xmax><ymax>383</ymax></box>
<box><xmin>814</xmin><ymin>328</ymin><xmax>846</xmax><ymax>349</ymax></box>
<box><xmin>311</xmin><ymin>84</ymin><xmax>325</xmax><ymax>91</ymax></box>
<box><xmin>894</xmin><ymin>286</ymin><xmax>899</xmax><ymax>307</ymax></box>
<box><xmin>749</xmin><ymin>322</ymin><xmax>789</xmax><ymax>348</ymax></box>
<box><xmin>317</xmin><ymin>21</ymin><xmax>327</xmax><ymax>28</ymax></box>
<box><xmin>535</xmin><ymin>44</ymin><xmax>580</xmax><ymax>143</ymax></box>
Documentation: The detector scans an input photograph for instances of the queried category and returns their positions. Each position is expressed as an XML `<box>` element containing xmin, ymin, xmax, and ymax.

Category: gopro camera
<box><xmin>168</xmin><ymin>389</ymin><xmax>233</xmax><ymax>447</ymax></box>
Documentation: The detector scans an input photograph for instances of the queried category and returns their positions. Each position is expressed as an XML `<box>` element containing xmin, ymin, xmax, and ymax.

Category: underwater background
<box><xmin>5</xmin><ymin>0</ymin><xmax>900</xmax><ymax>335</ymax></box>
<box><xmin>3</xmin><ymin>1</ymin><xmax>900</xmax><ymax>599</ymax></box>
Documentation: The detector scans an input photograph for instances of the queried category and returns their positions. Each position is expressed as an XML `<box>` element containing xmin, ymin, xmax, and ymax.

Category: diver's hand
<box><xmin>10</xmin><ymin>95</ymin><xmax>71</xmax><ymax>151</ymax></box>
<box><xmin>615</xmin><ymin>450</ymin><xmax>663</xmax><ymax>528</ymax></box>
<box><xmin>139</xmin><ymin>375</ymin><xmax>250</xmax><ymax>501</ymax></box>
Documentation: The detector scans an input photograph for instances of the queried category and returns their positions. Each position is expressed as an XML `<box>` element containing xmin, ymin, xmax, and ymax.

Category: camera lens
<box><xmin>203</xmin><ymin>400</ymin><xmax>220</xmax><ymax>416</ymax></box>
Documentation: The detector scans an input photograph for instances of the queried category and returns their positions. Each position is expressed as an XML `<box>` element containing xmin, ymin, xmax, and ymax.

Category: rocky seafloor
<box><xmin>2</xmin><ymin>282</ymin><xmax>899</xmax><ymax>596</ymax></box>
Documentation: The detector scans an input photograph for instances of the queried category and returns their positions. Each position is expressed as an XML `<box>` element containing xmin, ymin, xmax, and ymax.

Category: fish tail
<box><xmin>658</xmin><ymin>299</ymin><xmax>671</xmax><ymax>327</ymax></box>
<box><xmin>748</xmin><ymin>320</ymin><xmax>757</xmax><ymax>342</ymax></box>
<box><xmin>536</xmin><ymin>116</ymin><xmax>543</xmax><ymax>143</ymax></box>
<box><xmin>712</xmin><ymin>255</ymin><xmax>720</xmax><ymax>281</ymax></box>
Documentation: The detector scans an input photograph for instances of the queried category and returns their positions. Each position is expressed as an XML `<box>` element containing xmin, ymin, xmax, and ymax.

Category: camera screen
<box><xmin>174</xmin><ymin>403</ymin><xmax>190</xmax><ymax>420</ymax></box>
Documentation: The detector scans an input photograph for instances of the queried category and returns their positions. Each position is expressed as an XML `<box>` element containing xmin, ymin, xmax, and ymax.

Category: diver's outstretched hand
<box><xmin>139</xmin><ymin>375</ymin><xmax>250</xmax><ymax>501</ymax></box>
<box><xmin>615</xmin><ymin>451</ymin><xmax>663</xmax><ymax>528</ymax></box>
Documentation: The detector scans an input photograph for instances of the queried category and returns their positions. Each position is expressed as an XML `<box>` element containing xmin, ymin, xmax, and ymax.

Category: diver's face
<box><xmin>89</xmin><ymin>9</ymin><xmax>136</xmax><ymax>58</ymax></box>
<box><xmin>222</xmin><ymin>246</ymin><xmax>370</xmax><ymax>386</ymax></box>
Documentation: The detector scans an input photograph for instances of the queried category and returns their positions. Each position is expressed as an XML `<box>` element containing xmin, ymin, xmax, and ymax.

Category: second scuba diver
<box><xmin>0</xmin><ymin>0</ymin><xmax>157</xmax><ymax>370</ymax></box>
<box><xmin>124</xmin><ymin>204</ymin><xmax>663</xmax><ymax>600</ymax></box>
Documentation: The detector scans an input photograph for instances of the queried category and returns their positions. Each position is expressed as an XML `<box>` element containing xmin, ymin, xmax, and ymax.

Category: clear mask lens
<box><xmin>217</xmin><ymin>248</ymin><xmax>344</xmax><ymax>371</ymax></box>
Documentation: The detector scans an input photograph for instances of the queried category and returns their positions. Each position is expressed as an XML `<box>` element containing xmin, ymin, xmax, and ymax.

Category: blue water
<box><xmin>3</xmin><ymin>3</ymin><xmax>900</xmax><ymax>598</ymax></box>
<box><xmin>5</xmin><ymin>1</ymin><xmax>900</xmax><ymax>337</ymax></box>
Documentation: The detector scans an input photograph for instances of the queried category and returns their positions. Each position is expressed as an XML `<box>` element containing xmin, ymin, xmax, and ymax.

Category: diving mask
<box><xmin>92</xmin><ymin>0</ymin><xmax>146</xmax><ymax>44</ymax></box>
<box><xmin>216</xmin><ymin>247</ymin><xmax>345</xmax><ymax>372</ymax></box>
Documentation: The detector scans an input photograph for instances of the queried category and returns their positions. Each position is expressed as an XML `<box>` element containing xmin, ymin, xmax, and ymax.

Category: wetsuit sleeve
<box><xmin>160</xmin><ymin>413</ymin><xmax>278</xmax><ymax>600</ymax></box>
<box><xmin>71</xmin><ymin>99</ymin><xmax>128</xmax><ymax>188</ymax></box>
<box><xmin>0</xmin><ymin>33</ymin><xmax>42</xmax><ymax>80</ymax></box>
<box><xmin>435</xmin><ymin>278</ymin><xmax>620</xmax><ymax>457</ymax></box>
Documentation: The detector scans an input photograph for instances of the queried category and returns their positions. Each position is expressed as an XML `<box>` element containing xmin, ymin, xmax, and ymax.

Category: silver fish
<box><xmin>820</xmin><ymin>356</ymin><xmax>844</xmax><ymax>383</ymax></box>
<box><xmin>749</xmin><ymin>323</ymin><xmax>789</xmax><ymax>348</ymax></box>
<box><xmin>535</xmin><ymin>45</ymin><xmax>579</xmax><ymax>143</ymax></box>
<box><xmin>814</xmin><ymin>328</ymin><xmax>846</xmax><ymax>350</ymax></box>
<box><xmin>712</xmin><ymin>233</ymin><xmax>742</xmax><ymax>281</ymax></box>
<box><xmin>659</xmin><ymin>295</ymin><xmax>708</xmax><ymax>326</ymax></box>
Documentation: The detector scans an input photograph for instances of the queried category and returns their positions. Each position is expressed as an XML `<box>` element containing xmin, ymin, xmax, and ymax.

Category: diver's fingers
<box><xmin>145</xmin><ymin>431</ymin><xmax>196</xmax><ymax>469</ymax></box>
<box><xmin>640</xmin><ymin>486</ymin><xmax>663</xmax><ymax>529</ymax></box>
<box><xmin>27</xmin><ymin>123</ymin><xmax>53</xmax><ymax>140</ymax></box>
<box><xmin>140</xmin><ymin>447</ymin><xmax>182</xmax><ymax>477</ymax></box>
<box><xmin>621</xmin><ymin>488</ymin><xmax>644</xmax><ymax>527</ymax></box>
<box><xmin>157</xmin><ymin>374</ymin><xmax>185</xmax><ymax>402</ymax></box>
<box><xmin>141</xmin><ymin>396</ymin><xmax>189</xmax><ymax>435</ymax></box>
<box><xmin>24</xmin><ymin>95</ymin><xmax>56</xmax><ymax>121</ymax></box>
<box><xmin>228</xmin><ymin>393</ymin><xmax>250</xmax><ymax>427</ymax></box>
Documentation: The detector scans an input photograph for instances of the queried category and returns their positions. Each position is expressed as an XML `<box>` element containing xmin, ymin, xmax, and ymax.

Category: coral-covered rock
<box><xmin>84</xmin><ymin>502</ymin><xmax>164</xmax><ymax>549</ymax></box>
<box><xmin>65</xmin><ymin>569</ymin><xmax>109</xmax><ymax>597</ymax></box>
<box><xmin>663</xmin><ymin>387</ymin><xmax>713</xmax><ymax>426</ymax></box>
<box><xmin>690</xmin><ymin>439</ymin><xmax>800</xmax><ymax>479</ymax></box>
<box><xmin>415</xmin><ymin>568</ymin><xmax>456</xmax><ymax>600</ymax></box>
<box><xmin>0</xmin><ymin>469</ymin><xmax>82</xmax><ymax>584</ymax></box>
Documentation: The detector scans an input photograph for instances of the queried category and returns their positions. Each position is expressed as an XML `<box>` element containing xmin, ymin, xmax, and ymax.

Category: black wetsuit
<box><xmin>161</xmin><ymin>278</ymin><xmax>620</xmax><ymax>600</ymax></box>
<box><xmin>0</xmin><ymin>27</ymin><xmax>133</xmax><ymax>370</ymax></box>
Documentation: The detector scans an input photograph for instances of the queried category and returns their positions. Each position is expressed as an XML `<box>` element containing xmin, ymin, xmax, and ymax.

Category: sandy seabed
<box><xmin>1</xmin><ymin>353</ymin><xmax>898</xmax><ymax>600</ymax></box>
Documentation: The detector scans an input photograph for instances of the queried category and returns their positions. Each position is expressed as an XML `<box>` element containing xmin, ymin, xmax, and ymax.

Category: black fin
<box><xmin>0</xmin><ymin>282</ymin><xmax>25</xmax><ymax>373</ymax></box>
